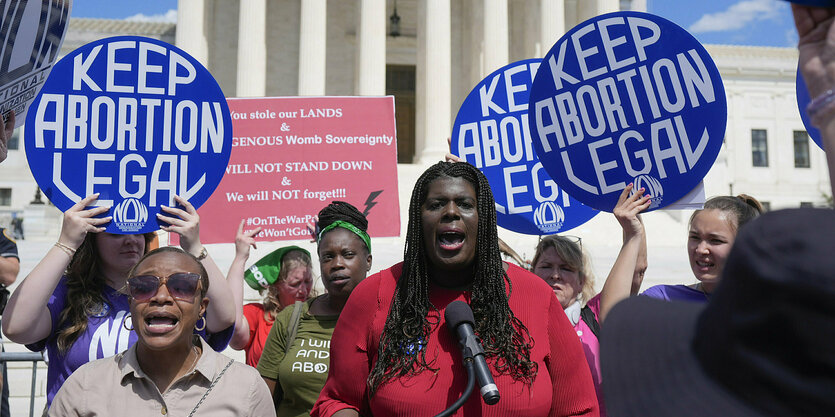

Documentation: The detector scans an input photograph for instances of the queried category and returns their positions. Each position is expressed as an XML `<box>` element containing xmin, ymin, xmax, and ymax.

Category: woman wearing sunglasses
<box><xmin>529</xmin><ymin>185</ymin><xmax>650</xmax><ymax>416</ymax></box>
<box><xmin>2</xmin><ymin>194</ymin><xmax>236</xmax><ymax>408</ymax></box>
<box><xmin>48</xmin><ymin>247</ymin><xmax>275</xmax><ymax>416</ymax></box>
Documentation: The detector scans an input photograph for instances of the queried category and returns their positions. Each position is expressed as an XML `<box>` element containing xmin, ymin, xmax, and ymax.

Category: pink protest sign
<box><xmin>197</xmin><ymin>96</ymin><xmax>400</xmax><ymax>244</ymax></box>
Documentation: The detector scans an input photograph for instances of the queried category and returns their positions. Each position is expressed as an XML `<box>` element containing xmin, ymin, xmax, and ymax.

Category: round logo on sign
<box><xmin>795</xmin><ymin>70</ymin><xmax>824</xmax><ymax>150</ymax></box>
<box><xmin>451</xmin><ymin>59</ymin><xmax>598</xmax><ymax>234</ymax></box>
<box><xmin>528</xmin><ymin>11</ymin><xmax>726</xmax><ymax>212</ymax></box>
<box><xmin>24</xmin><ymin>36</ymin><xmax>233</xmax><ymax>234</ymax></box>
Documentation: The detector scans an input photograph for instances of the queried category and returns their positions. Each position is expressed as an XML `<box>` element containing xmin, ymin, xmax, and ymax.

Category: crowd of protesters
<box><xmin>0</xmin><ymin>3</ymin><xmax>833</xmax><ymax>417</ymax></box>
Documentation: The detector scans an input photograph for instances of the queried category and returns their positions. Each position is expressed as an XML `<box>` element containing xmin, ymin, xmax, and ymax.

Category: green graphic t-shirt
<box><xmin>257</xmin><ymin>298</ymin><xmax>339</xmax><ymax>417</ymax></box>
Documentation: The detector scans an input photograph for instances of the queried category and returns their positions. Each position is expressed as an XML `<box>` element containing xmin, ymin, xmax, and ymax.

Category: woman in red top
<box><xmin>227</xmin><ymin>222</ymin><xmax>314</xmax><ymax>367</ymax></box>
<box><xmin>312</xmin><ymin>162</ymin><xmax>598</xmax><ymax>417</ymax></box>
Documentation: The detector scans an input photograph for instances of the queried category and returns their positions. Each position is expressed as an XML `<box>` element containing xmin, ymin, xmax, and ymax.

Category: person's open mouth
<box><xmin>438</xmin><ymin>229</ymin><xmax>465</xmax><ymax>251</ymax></box>
<box><xmin>144</xmin><ymin>311</ymin><xmax>179</xmax><ymax>334</ymax></box>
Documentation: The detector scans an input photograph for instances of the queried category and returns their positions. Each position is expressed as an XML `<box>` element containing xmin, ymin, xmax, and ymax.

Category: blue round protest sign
<box><xmin>796</xmin><ymin>70</ymin><xmax>824</xmax><ymax>150</ymax></box>
<box><xmin>452</xmin><ymin>59</ymin><xmax>598</xmax><ymax>235</ymax></box>
<box><xmin>528</xmin><ymin>11</ymin><xmax>726</xmax><ymax>212</ymax></box>
<box><xmin>24</xmin><ymin>36</ymin><xmax>232</xmax><ymax>234</ymax></box>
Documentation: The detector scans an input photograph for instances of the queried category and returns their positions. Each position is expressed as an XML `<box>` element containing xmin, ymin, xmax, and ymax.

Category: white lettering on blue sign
<box><xmin>24</xmin><ymin>36</ymin><xmax>232</xmax><ymax>234</ymax></box>
<box><xmin>452</xmin><ymin>59</ymin><xmax>598</xmax><ymax>234</ymax></box>
<box><xmin>528</xmin><ymin>11</ymin><xmax>725</xmax><ymax>212</ymax></box>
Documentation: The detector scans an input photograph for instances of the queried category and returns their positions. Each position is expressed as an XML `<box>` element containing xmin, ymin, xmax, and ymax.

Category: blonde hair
<box><xmin>260</xmin><ymin>249</ymin><xmax>313</xmax><ymax>321</ymax></box>
<box><xmin>530</xmin><ymin>235</ymin><xmax>596</xmax><ymax>304</ymax></box>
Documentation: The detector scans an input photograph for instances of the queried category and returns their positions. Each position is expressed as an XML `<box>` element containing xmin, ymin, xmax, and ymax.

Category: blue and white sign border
<box><xmin>24</xmin><ymin>35</ymin><xmax>233</xmax><ymax>234</ymax></box>
<box><xmin>452</xmin><ymin>59</ymin><xmax>598</xmax><ymax>234</ymax></box>
<box><xmin>528</xmin><ymin>11</ymin><xmax>727</xmax><ymax>212</ymax></box>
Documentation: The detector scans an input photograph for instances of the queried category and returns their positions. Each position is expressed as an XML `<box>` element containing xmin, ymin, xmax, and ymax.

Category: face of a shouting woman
<box><xmin>421</xmin><ymin>176</ymin><xmax>479</xmax><ymax>282</ymax></box>
<box><xmin>129</xmin><ymin>251</ymin><xmax>208</xmax><ymax>352</ymax></box>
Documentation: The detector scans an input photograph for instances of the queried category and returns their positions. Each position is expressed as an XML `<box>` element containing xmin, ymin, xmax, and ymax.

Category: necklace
<box><xmin>185</xmin><ymin>346</ymin><xmax>201</xmax><ymax>374</ymax></box>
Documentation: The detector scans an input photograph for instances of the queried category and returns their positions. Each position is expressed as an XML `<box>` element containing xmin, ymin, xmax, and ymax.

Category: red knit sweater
<box><xmin>312</xmin><ymin>262</ymin><xmax>599</xmax><ymax>417</ymax></box>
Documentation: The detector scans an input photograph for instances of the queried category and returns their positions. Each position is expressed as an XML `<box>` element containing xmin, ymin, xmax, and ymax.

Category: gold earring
<box><xmin>195</xmin><ymin>316</ymin><xmax>206</xmax><ymax>331</ymax></box>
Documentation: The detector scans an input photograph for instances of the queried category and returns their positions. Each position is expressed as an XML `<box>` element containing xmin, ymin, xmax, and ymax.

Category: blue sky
<box><xmin>69</xmin><ymin>0</ymin><xmax>798</xmax><ymax>48</ymax></box>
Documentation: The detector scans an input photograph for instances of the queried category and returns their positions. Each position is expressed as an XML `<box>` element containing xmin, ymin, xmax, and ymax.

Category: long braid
<box><xmin>368</xmin><ymin>162</ymin><xmax>537</xmax><ymax>394</ymax></box>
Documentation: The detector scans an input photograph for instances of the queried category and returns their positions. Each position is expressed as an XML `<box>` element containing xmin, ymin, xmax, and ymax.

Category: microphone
<box><xmin>445</xmin><ymin>301</ymin><xmax>500</xmax><ymax>405</ymax></box>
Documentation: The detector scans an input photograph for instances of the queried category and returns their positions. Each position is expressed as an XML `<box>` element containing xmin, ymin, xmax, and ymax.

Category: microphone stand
<box><xmin>433</xmin><ymin>359</ymin><xmax>475</xmax><ymax>417</ymax></box>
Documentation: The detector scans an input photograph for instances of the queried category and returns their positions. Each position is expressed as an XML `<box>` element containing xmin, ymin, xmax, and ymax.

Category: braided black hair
<box><xmin>367</xmin><ymin>162</ymin><xmax>537</xmax><ymax>394</ymax></box>
<box><xmin>317</xmin><ymin>201</ymin><xmax>369</xmax><ymax>253</ymax></box>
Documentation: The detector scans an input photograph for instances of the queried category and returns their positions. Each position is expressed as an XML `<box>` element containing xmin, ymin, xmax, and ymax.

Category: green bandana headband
<box><xmin>318</xmin><ymin>220</ymin><xmax>371</xmax><ymax>253</ymax></box>
<box><xmin>243</xmin><ymin>245</ymin><xmax>310</xmax><ymax>290</ymax></box>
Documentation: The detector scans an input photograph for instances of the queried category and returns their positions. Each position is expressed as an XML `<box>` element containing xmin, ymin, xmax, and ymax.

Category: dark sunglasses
<box><xmin>127</xmin><ymin>272</ymin><xmax>202</xmax><ymax>302</ymax></box>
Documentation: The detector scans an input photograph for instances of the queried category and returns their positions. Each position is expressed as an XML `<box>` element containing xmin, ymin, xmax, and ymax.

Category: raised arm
<box><xmin>793</xmin><ymin>5</ymin><xmax>835</xmax><ymax>195</ymax></box>
<box><xmin>229</xmin><ymin>220</ymin><xmax>261</xmax><ymax>350</ymax></box>
<box><xmin>631</xmin><ymin>214</ymin><xmax>648</xmax><ymax>296</ymax></box>
<box><xmin>2</xmin><ymin>194</ymin><xmax>110</xmax><ymax>343</ymax></box>
<box><xmin>598</xmin><ymin>185</ymin><xmax>650</xmax><ymax>323</ymax></box>
<box><xmin>158</xmin><ymin>195</ymin><xmax>235</xmax><ymax>333</ymax></box>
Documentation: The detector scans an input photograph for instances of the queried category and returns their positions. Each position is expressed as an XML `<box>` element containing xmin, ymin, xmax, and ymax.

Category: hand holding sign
<box><xmin>59</xmin><ymin>194</ymin><xmax>112</xmax><ymax>250</ymax></box>
<box><xmin>157</xmin><ymin>195</ymin><xmax>204</xmax><ymax>257</ymax></box>
<box><xmin>794</xmin><ymin>5</ymin><xmax>835</xmax><ymax>99</ymax></box>
<box><xmin>792</xmin><ymin>3</ymin><xmax>835</xmax><ymax>197</ymax></box>
<box><xmin>613</xmin><ymin>184</ymin><xmax>650</xmax><ymax>241</ymax></box>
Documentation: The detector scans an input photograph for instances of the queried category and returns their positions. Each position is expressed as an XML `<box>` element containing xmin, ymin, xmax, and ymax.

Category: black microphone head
<box><xmin>445</xmin><ymin>300</ymin><xmax>475</xmax><ymax>330</ymax></box>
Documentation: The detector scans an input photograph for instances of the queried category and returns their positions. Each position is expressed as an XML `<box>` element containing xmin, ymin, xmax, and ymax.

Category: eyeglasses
<box><xmin>538</xmin><ymin>234</ymin><xmax>582</xmax><ymax>250</ymax></box>
<box><xmin>127</xmin><ymin>272</ymin><xmax>202</xmax><ymax>302</ymax></box>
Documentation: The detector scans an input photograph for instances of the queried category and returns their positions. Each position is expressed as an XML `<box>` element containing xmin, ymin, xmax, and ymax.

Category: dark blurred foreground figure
<box><xmin>601</xmin><ymin>208</ymin><xmax>835</xmax><ymax>417</ymax></box>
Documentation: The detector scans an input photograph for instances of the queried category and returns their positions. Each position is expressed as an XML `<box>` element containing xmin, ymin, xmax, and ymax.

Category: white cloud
<box><xmin>124</xmin><ymin>9</ymin><xmax>177</xmax><ymax>24</ymax></box>
<box><xmin>688</xmin><ymin>0</ymin><xmax>780</xmax><ymax>33</ymax></box>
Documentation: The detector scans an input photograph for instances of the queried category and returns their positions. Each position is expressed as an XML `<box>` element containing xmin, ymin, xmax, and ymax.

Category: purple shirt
<box><xmin>26</xmin><ymin>277</ymin><xmax>233</xmax><ymax>406</ymax></box>
<box><xmin>641</xmin><ymin>284</ymin><xmax>709</xmax><ymax>303</ymax></box>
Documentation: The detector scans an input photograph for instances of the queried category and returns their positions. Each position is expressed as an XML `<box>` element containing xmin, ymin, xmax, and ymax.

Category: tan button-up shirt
<box><xmin>48</xmin><ymin>337</ymin><xmax>275</xmax><ymax>417</ymax></box>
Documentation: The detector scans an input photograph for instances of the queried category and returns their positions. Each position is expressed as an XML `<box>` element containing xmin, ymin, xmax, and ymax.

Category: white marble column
<box><xmin>236</xmin><ymin>0</ymin><xmax>267</xmax><ymax>97</ymax></box>
<box><xmin>629</xmin><ymin>0</ymin><xmax>647</xmax><ymax>12</ymax></box>
<box><xmin>599</xmin><ymin>0</ymin><xmax>620</xmax><ymax>13</ymax></box>
<box><xmin>415</xmin><ymin>0</ymin><xmax>451</xmax><ymax>164</ymax></box>
<box><xmin>355</xmin><ymin>0</ymin><xmax>386</xmax><ymax>96</ymax></box>
<box><xmin>482</xmin><ymin>0</ymin><xmax>509</xmax><ymax>76</ymax></box>
<box><xmin>299</xmin><ymin>0</ymin><xmax>327</xmax><ymax>96</ymax></box>
<box><xmin>176</xmin><ymin>0</ymin><xmax>209</xmax><ymax>66</ymax></box>
<box><xmin>539</xmin><ymin>0</ymin><xmax>565</xmax><ymax>57</ymax></box>
<box><xmin>577</xmin><ymin>0</ymin><xmax>618</xmax><ymax>21</ymax></box>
